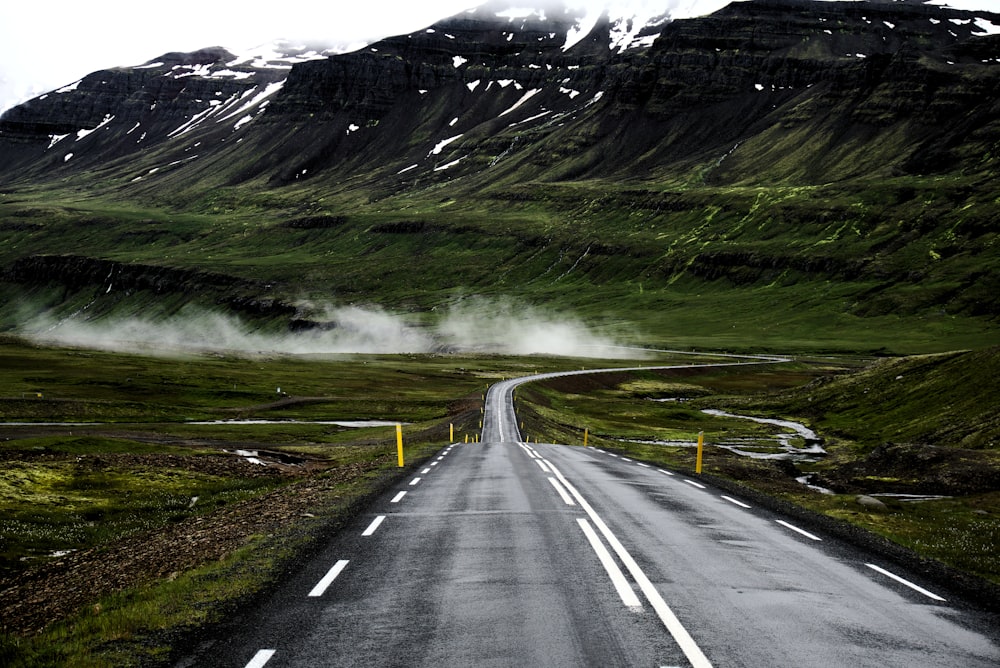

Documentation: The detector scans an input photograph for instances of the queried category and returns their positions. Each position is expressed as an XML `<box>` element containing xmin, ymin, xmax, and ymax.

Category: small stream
<box><xmin>700</xmin><ymin>409</ymin><xmax>826</xmax><ymax>461</ymax></box>
<box><xmin>623</xmin><ymin>406</ymin><xmax>826</xmax><ymax>463</ymax></box>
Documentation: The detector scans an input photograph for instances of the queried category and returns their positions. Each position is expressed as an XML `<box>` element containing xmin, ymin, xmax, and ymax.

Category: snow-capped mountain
<box><xmin>2</xmin><ymin>0</ymin><xmax>998</xmax><ymax>191</ymax></box>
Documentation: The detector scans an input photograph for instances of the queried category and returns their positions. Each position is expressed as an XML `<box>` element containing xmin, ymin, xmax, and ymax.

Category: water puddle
<box><xmin>232</xmin><ymin>449</ymin><xmax>267</xmax><ymax>465</ymax></box>
<box><xmin>1</xmin><ymin>420</ymin><xmax>404</xmax><ymax>427</ymax></box>
<box><xmin>187</xmin><ymin>419</ymin><xmax>403</xmax><ymax>427</ymax></box>
<box><xmin>870</xmin><ymin>493</ymin><xmax>952</xmax><ymax>502</ymax></box>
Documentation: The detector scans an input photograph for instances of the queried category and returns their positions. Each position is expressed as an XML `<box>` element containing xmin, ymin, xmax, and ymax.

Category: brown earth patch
<box><xmin>0</xmin><ymin>454</ymin><xmax>386</xmax><ymax>637</ymax></box>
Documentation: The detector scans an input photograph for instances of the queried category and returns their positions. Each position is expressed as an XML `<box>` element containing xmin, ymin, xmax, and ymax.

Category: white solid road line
<box><xmin>721</xmin><ymin>496</ymin><xmax>751</xmax><ymax>509</ymax></box>
<box><xmin>577</xmin><ymin>518</ymin><xmax>643</xmax><ymax>609</ymax></box>
<box><xmin>390</xmin><ymin>491</ymin><xmax>407</xmax><ymax>503</ymax></box>
<box><xmin>244</xmin><ymin>649</ymin><xmax>276</xmax><ymax>668</ymax></box>
<box><xmin>536</xmin><ymin>459</ymin><xmax>551</xmax><ymax>473</ymax></box>
<box><xmin>866</xmin><ymin>564</ymin><xmax>947</xmax><ymax>602</ymax></box>
<box><xmin>308</xmin><ymin>560</ymin><xmax>350</xmax><ymax>597</ymax></box>
<box><xmin>548</xmin><ymin>462</ymin><xmax>713</xmax><ymax>668</ymax></box>
<box><xmin>547</xmin><ymin>476</ymin><xmax>576</xmax><ymax>505</ymax></box>
<box><xmin>362</xmin><ymin>515</ymin><xmax>386</xmax><ymax>537</ymax></box>
<box><xmin>775</xmin><ymin>520</ymin><xmax>822</xmax><ymax>541</ymax></box>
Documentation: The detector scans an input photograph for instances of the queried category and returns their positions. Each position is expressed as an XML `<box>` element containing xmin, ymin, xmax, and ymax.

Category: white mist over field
<box><xmin>22</xmin><ymin>299</ymin><xmax>637</xmax><ymax>359</ymax></box>
<box><xmin>437</xmin><ymin>299</ymin><xmax>623</xmax><ymax>356</ymax></box>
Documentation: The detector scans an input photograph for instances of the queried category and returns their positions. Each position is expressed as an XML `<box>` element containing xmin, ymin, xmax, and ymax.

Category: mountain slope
<box><xmin>0</xmin><ymin>0</ymin><xmax>999</xmax><ymax>353</ymax></box>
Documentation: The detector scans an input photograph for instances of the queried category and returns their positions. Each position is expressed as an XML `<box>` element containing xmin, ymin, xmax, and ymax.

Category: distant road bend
<box><xmin>181</xmin><ymin>351</ymin><xmax>1000</xmax><ymax>668</ymax></box>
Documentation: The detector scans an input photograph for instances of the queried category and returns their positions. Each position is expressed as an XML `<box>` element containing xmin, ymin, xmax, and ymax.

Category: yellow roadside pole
<box><xmin>696</xmin><ymin>431</ymin><xmax>704</xmax><ymax>474</ymax></box>
<box><xmin>396</xmin><ymin>424</ymin><xmax>404</xmax><ymax>467</ymax></box>
<box><xmin>450</xmin><ymin>423</ymin><xmax>454</xmax><ymax>442</ymax></box>
<box><xmin>584</xmin><ymin>428</ymin><xmax>589</xmax><ymax>447</ymax></box>
<box><xmin>465</xmin><ymin>434</ymin><xmax>469</xmax><ymax>443</ymax></box>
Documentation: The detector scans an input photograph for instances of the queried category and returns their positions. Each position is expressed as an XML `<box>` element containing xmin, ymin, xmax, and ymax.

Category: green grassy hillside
<box><xmin>2</xmin><ymin>171</ymin><xmax>997</xmax><ymax>353</ymax></box>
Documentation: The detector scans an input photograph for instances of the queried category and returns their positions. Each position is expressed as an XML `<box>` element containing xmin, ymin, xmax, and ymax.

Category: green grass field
<box><xmin>0</xmin><ymin>337</ymin><xmax>998</xmax><ymax>665</ymax></box>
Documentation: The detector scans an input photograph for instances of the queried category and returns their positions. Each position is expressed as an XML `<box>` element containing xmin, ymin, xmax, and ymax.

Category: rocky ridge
<box><xmin>0</xmin><ymin>1</ymin><xmax>998</xmax><ymax>191</ymax></box>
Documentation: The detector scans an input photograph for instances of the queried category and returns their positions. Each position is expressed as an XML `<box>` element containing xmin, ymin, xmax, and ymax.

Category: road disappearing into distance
<box><xmin>178</xmin><ymin>353</ymin><xmax>1000</xmax><ymax>667</ymax></box>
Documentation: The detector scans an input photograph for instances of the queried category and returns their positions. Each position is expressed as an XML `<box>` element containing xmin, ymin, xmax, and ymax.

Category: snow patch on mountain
<box><xmin>973</xmin><ymin>17</ymin><xmax>1000</xmax><ymax>35</ymax></box>
<box><xmin>225</xmin><ymin>39</ymin><xmax>346</xmax><ymax>69</ymax></box>
<box><xmin>430</xmin><ymin>134</ymin><xmax>464</xmax><ymax>155</ymax></box>
<box><xmin>76</xmin><ymin>115</ymin><xmax>115</xmax><ymax>141</ymax></box>
<box><xmin>500</xmin><ymin>88</ymin><xmax>542</xmax><ymax>116</ymax></box>
<box><xmin>55</xmin><ymin>81</ymin><xmax>82</xmax><ymax>94</ymax></box>
<box><xmin>558</xmin><ymin>0</ymin><xmax>733</xmax><ymax>53</ymax></box>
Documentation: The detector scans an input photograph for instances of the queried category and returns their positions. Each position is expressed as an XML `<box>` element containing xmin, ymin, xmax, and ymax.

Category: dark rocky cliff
<box><xmin>1</xmin><ymin>0</ymin><xmax>998</xmax><ymax>189</ymax></box>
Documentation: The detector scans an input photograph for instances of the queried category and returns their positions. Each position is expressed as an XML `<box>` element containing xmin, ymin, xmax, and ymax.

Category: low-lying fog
<box><xmin>21</xmin><ymin>298</ymin><xmax>642</xmax><ymax>359</ymax></box>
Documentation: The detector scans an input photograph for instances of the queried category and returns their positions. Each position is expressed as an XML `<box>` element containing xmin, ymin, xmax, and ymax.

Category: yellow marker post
<box><xmin>450</xmin><ymin>423</ymin><xmax>454</xmax><ymax>442</ymax></box>
<box><xmin>465</xmin><ymin>434</ymin><xmax>469</xmax><ymax>443</ymax></box>
<box><xmin>696</xmin><ymin>431</ymin><xmax>704</xmax><ymax>474</ymax></box>
<box><xmin>396</xmin><ymin>424</ymin><xmax>404</xmax><ymax>467</ymax></box>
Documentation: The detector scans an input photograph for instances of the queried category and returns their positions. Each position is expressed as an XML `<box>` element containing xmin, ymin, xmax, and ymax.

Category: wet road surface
<box><xmin>176</xmin><ymin>367</ymin><xmax>1000</xmax><ymax>667</ymax></box>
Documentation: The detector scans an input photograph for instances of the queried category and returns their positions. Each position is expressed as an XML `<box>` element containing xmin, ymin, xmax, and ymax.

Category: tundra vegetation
<box><xmin>0</xmin><ymin>337</ymin><xmax>997</xmax><ymax>666</ymax></box>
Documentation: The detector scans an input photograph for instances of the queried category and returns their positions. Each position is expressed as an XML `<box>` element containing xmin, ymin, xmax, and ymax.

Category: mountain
<box><xmin>1</xmin><ymin>0</ymin><xmax>999</xmax><ymax>353</ymax></box>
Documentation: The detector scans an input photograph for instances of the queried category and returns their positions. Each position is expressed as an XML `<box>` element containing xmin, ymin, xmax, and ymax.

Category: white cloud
<box><xmin>0</xmin><ymin>0</ymin><xmax>476</xmax><ymax>113</ymax></box>
<box><xmin>3</xmin><ymin>1</ymin><xmax>999</xmax><ymax>114</ymax></box>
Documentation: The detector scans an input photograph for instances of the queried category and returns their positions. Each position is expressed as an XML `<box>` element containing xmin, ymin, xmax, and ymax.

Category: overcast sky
<box><xmin>1</xmin><ymin>0</ymin><xmax>996</xmax><ymax>114</ymax></box>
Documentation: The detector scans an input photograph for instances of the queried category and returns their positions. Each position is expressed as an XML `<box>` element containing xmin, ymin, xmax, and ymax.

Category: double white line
<box><xmin>543</xmin><ymin>453</ymin><xmax>713</xmax><ymax>668</ymax></box>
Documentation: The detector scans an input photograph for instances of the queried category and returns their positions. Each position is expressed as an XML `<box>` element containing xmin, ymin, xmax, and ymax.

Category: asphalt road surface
<box><xmin>176</xmin><ymin>363</ymin><xmax>1000</xmax><ymax>667</ymax></box>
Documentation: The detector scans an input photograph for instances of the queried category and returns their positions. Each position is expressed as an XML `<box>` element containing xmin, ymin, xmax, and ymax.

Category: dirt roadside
<box><xmin>0</xmin><ymin>452</ymin><xmax>385</xmax><ymax>638</ymax></box>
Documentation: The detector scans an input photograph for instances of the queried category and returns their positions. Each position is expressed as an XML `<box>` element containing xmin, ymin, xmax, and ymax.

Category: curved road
<box><xmin>177</xmin><ymin>359</ymin><xmax>1000</xmax><ymax>667</ymax></box>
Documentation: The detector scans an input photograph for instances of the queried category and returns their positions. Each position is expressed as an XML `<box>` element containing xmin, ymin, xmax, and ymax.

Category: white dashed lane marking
<box><xmin>362</xmin><ymin>515</ymin><xmax>386</xmax><ymax>536</ymax></box>
<box><xmin>866</xmin><ymin>564</ymin><xmax>946</xmax><ymax>602</ymax></box>
<box><xmin>308</xmin><ymin>559</ymin><xmax>349</xmax><ymax>597</ymax></box>
<box><xmin>776</xmin><ymin>520</ymin><xmax>822</xmax><ymax>542</ymax></box>
<box><xmin>244</xmin><ymin>649</ymin><xmax>276</xmax><ymax>668</ymax></box>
